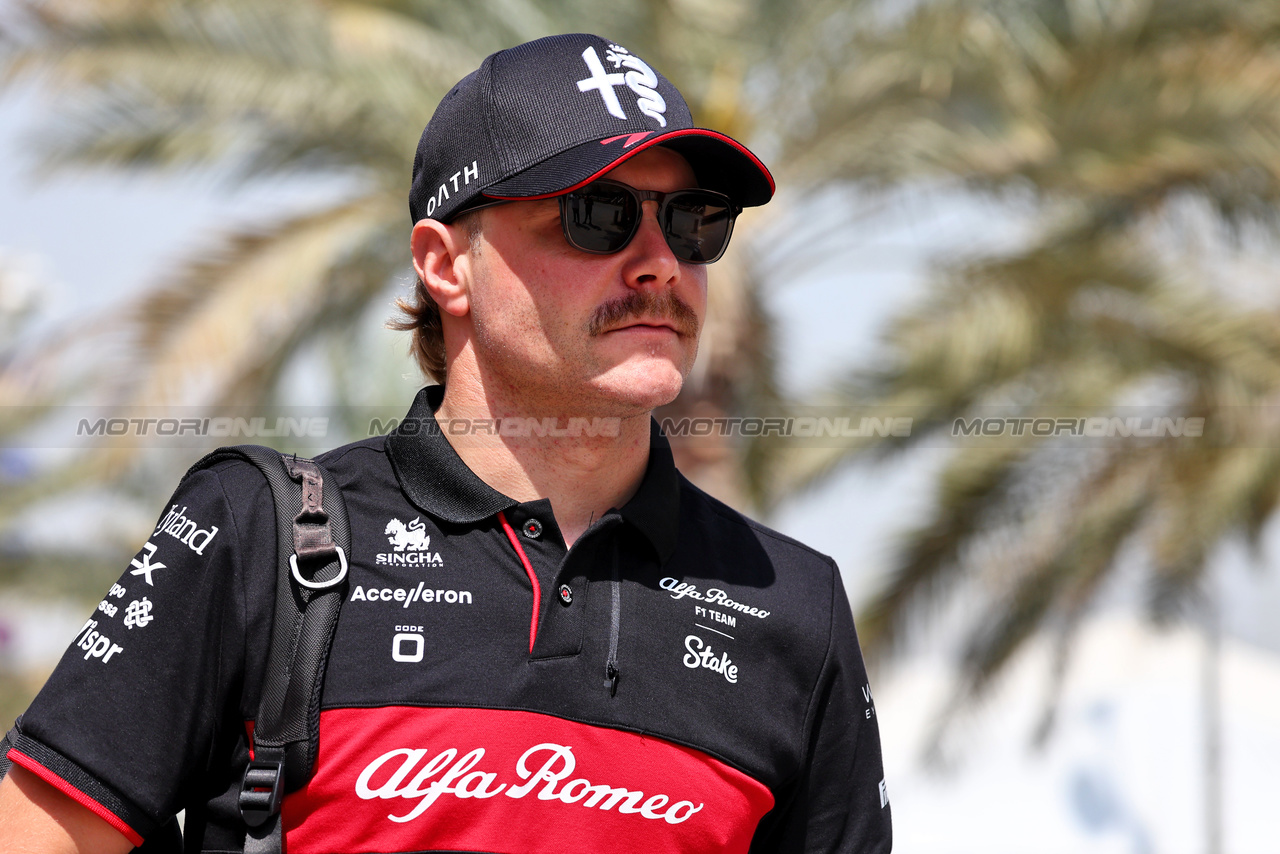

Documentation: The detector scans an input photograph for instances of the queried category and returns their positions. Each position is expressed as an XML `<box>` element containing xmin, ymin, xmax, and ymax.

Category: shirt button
<box><xmin>523</xmin><ymin>519</ymin><xmax>543</xmax><ymax>539</ymax></box>
<box><xmin>558</xmin><ymin>584</ymin><xmax>573</xmax><ymax>605</ymax></box>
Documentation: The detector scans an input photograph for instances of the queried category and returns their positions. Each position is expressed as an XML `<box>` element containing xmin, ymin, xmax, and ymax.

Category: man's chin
<box><xmin>588</xmin><ymin>359</ymin><xmax>689</xmax><ymax>415</ymax></box>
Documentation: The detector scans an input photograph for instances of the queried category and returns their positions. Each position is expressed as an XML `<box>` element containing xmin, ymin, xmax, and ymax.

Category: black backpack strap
<box><xmin>179</xmin><ymin>445</ymin><xmax>349</xmax><ymax>854</ymax></box>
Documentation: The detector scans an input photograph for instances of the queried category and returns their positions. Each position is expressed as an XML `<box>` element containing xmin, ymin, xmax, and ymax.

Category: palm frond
<box><xmin>858</xmin><ymin>442</ymin><xmax>1029</xmax><ymax>658</ymax></box>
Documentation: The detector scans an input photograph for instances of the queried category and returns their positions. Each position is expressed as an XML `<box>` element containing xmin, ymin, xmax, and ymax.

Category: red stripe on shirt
<box><xmin>282</xmin><ymin>706</ymin><xmax>774</xmax><ymax>854</ymax></box>
<box><xmin>6</xmin><ymin>748</ymin><xmax>146</xmax><ymax>847</ymax></box>
<box><xmin>499</xmin><ymin>510</ymin><xmax>541</xmax><ymax>652</ymax></box>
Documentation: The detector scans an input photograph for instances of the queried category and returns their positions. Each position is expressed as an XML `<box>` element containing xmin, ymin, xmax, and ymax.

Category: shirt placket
<box><xmin>498</xmin><ymin>501</ymin><xmax>603</xmax><ymax>661</ymax></box>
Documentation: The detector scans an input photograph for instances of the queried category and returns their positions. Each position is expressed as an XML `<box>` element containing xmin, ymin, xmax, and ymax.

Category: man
<box><xmin>0</xmin><ymin>33</ymin><xmax>891</xmax><ymax>853</ymax></box>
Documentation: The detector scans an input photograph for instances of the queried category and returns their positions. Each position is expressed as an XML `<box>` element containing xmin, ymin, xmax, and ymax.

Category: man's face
<box><xmin>463</xmin><ymin>147</ymin><xmax>707</xmax><ymax>417</ymax></box>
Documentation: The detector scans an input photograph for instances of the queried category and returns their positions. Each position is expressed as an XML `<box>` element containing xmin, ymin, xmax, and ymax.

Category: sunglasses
<box><xmin>467</xmin><ymin>180</ymin><xmax>741</xmax><ymax>265</ymax></box>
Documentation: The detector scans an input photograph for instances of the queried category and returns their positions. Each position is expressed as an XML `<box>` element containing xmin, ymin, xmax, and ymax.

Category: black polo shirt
<box><xmin>8</xmin><ymin>386</ymin><xmax>891</xmax><ymax>854</ymax></box>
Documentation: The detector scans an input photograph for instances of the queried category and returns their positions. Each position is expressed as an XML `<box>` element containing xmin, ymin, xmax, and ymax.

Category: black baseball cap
<box><xmin>409</xmin><ymin>33</ymin><xmax>774</xmax><ymax>224</ymax></box>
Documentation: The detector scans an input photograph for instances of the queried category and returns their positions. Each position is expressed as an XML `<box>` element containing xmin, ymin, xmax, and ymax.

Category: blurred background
<box><xmin>3</xmin><ymin>1</ymin><xmax>1280</xmax><ymax>851</ymax></box>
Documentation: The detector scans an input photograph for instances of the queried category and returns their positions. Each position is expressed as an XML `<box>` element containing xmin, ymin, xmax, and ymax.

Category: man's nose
<box><xmin>622</xmin><ymin>201</ymin><xmax>680</xmax><ymax>288</ymax></box>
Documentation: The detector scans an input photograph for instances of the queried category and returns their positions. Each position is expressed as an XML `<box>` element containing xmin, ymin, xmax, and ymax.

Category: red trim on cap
<box><xmin>498</xmin><ymin>511</ymin><xmax>540</xmax><ymax>652</ymax></box>
<box><xmin>601</xmin><ymin>131</ymin><xmax>655</xmax><ymax>148</ymax></box>
<box><xmin>482</xmin><ymin>128</ymin><xmax>776</xmax><ymax>202</ymax></box>
<box><xmin>6</xmin><ymin>748</ymin><xmax>146</xmax><ymax>847</ymax></box>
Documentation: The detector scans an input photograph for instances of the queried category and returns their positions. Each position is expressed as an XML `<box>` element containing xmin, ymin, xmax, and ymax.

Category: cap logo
<box><xmin>575</xmin><ymin>45</ymin><xmax>668</xmax><ymax>127</ymax></box>
<box><xmin>425</xmin><ymin>160</ymin><xmax>480</xmax><ymax>218</ymax></box>
<box><xmin>601</xmin><ymin>132</ymin><xmax>654</xmax><ymax>148</ymax></box>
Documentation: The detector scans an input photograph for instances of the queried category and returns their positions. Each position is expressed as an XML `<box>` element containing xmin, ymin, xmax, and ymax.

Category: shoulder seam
<box><xmin>204</xmin><ymin>464</ymin><xmax>254</xmax><ymax>726</ymax></box>
<box><xmin>317</xmin><ymin>435</ymin><xmax>388</xmax><ymax>467</ymax></box>
<box><xmin>799</xmin><ymin>554</ymin><xmax>841</xmax><ymax>765</ymax></box>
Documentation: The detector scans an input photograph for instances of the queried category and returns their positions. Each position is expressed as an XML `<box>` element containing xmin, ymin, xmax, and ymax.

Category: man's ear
<box><xmin>411</xmin><ymin>218</ymin><xmax>473</xmax><ymax>318</ymax></box>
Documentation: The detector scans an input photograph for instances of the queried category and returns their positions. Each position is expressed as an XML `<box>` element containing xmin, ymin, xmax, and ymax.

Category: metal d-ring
<box><xmin>290</xmin><ymin>546</ymin><xmax>347</xmax><ymax>590</ymax></box>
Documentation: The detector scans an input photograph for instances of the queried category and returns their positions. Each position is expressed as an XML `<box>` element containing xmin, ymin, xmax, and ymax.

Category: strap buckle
<box><xmin>239</xmin><ymin>750</ymin><xmax>286</xmax><ymax>827</ymax></box>
<box><xmin>290</xmin><ymin>546</ymin><xmax>348</xmax><ymax>590</ymax></box>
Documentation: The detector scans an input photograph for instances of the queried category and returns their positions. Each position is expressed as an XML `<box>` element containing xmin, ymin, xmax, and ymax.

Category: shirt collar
<box><xmin>386</xmin><ymin>385</ymin><xmax>681</xmax><ymax>562</ymax></box>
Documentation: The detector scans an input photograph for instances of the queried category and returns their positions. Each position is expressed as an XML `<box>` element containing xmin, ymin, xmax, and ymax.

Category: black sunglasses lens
<box><xmin>562</xmin><ymin>183</ymin><xmax>737</xmax><ymax>262</ymax></box>
<box><xmin>662</xmin><ymin>192</ymin><xmax>734</xmax><ymax>264</ymax></box>
<box><xmin>563</xmin><ymin>184</ymin><xmax>639</xmax><ymax>252</ymax></box>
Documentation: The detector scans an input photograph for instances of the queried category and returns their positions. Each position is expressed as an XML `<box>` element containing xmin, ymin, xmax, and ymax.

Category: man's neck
<box><xmin>434</xmin><ymin>383</ymin><xmax>652</xmax><ymax>547</ymax></box>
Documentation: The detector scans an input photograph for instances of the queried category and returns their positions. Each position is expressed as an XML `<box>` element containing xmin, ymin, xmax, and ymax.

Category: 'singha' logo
<box><xmin>377</xmin><ymin>518</ymin><xmax>444</xmax><ymax>566</ymax></box>
<box><xmin>386</xmin><ymin>517</ymin><xmax>430</xmax><ymax>552</ymax></box>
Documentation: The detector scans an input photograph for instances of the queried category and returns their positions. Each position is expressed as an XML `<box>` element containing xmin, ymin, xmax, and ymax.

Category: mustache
<box><xmin>586</xmin><ymin>290</ymin><xmax>700</xmax><ymax>337</ymax></box>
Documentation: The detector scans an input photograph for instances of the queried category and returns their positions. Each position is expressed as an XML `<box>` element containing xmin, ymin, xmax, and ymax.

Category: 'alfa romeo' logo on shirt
<box><xmin>356</xmin><ymin>742</ymin><xmax>703</xmax><ymax>825</ymax></box>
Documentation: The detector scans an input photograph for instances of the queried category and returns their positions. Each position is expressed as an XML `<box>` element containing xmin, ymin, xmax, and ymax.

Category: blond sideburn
<box><xmin>388</xmin><ymin>211</ymin><xmax>484</xmax><ymax>384</ymax></box>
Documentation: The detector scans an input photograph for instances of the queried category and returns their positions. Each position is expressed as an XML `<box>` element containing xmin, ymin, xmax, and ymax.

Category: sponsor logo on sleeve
<box><xmin>123</xmin><ymin>597</ymin><xmax>155</xmax><ymax>629</ymax></box>
<box><xmin>74</xmin><ymin>618</ymin><xmax>123</xmax><ymax>664</ymax></box>
<box><xmin>96</xmin><ymin>583</ymin><xmax>128</xmax><ymax>618</ymax></box>
<box><xmin>155</xmin><ymin>504</ymin><xmax>219</xmax><ymax>554</ymax></box>
<box><xmin>129</xmin><ymin>542</ymin><xmax>167</xmax><ymax>585</ymax></box>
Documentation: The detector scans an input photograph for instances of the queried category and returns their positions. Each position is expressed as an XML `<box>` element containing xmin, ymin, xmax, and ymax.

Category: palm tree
<box><xmin>0</xmin><ymin>0</ymin><xmax>844</xmax><ymax>516</ymax></box>
<box><xmin>748</xmin><ymin>8</ymin><xmax>1280</xmax><ymax>848</ymax></box>
<box><xmin>744</xmin><ymin>8</ymin><xmax>1280</xmax><ymax>827</ymax></box>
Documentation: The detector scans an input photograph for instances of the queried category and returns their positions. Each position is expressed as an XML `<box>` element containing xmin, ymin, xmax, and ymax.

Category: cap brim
<box><xmin>483</xmin><ymin>128</ymin><xmax>774</xmax><ymax>208</ymax></box>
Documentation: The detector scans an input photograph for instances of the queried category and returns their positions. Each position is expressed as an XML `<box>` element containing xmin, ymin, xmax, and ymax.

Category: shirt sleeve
<box><xmin>5</xmin><ymin>460</ymin><xmax>274</xmax><ymax>847</ymax></box>
<box><xmin>751</xmin><ymin>564</ymin><xmax>893</xmax><ymax>854</ymax></box>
